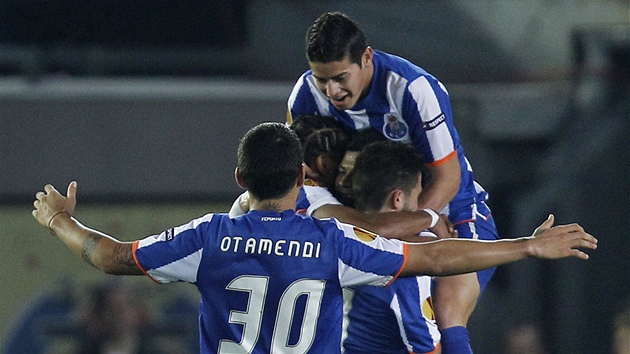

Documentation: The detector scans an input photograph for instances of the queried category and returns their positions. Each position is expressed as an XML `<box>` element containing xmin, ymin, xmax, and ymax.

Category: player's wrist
<box><xmin>48</xmin><ymin>210</ymin><xmax>70</xmax><ymax>233</ymax></box>
<box><xmin>422</xmin><ymin>208</ymin><xmax>439</xmax><ymax>228</ymax></box>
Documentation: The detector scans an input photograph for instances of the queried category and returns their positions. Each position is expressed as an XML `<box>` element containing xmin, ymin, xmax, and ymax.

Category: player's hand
<box><xmin>32</xmin><ymin>181</ymin><xmax>77</xmax><ymax>229</ymax></box>
<box><xmin>532</xmin><ymin>214</ymin><xmax>555</xmax><ymax>237</ymax></box>
<box><xmin>430</xmin><ymin>215</ymin><xmax>457</xmax><ymax>239</ymax></box>
<box><xmin>526</xmin><ymin>216</ymin><xmax>597</xmax><ymax>260</ymax></box>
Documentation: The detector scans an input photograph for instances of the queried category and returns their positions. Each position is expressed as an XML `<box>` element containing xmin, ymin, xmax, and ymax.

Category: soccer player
<box><xmin>287</xmin><ymin>12</ymin><xmax>500</xmax><ymax>352</ymax></box>
<box><xmin>229</xmin><ymin>117</ymin><xmax>452</xmax><ymax>240</ymax></box>
<box><xmin>33</xmin><ymin>122</ymin><xmax>597</xmax><ymax>354</ymax></box>
<box><xmin>344</xmin><ymin>140</ymin><xmax>443</xmax><ymax>353</ymax></box>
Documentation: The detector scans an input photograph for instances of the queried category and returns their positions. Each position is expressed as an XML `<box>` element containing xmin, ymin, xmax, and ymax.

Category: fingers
<box><xmin>67</xmin><ymin>181</ymin><xmax>77</xmax><ymax>200</ymax></box>
<box><xmin>533</xmin><ymin>214</ymin><xmax>555</xmax><ymax>236</ymax></box>
<box><xmin>66</xmin><ymin>181</ymin><xmax>77</xmax><ymax>215</ymax></box>
<box><xmin>570</xmin><ymin>249</ymin><xmax>589</xmax><ymax>260</ymax></box>
<box><xmin>44</xmin><ymin>184</ymin><xmax>59</xmax><ymax>196</ymax></box>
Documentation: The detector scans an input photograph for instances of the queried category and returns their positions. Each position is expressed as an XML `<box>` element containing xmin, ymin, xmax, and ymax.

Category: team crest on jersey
<box><xmin>422</xmin><ymin>113</ymin><xmax>446</xmax><ymax>131</ymax></box>
<box><xmin>382</xmin><ymin>113</ymin><xmax>408</xmax><ymax>140</ymax></box>
<box><xmin>353</xmin><ymin>227</ymin><xmax>377</xmax><ymax>242</ymax></box>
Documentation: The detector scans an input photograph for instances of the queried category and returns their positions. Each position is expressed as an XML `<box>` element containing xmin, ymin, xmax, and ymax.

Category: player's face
<box><xmin>309</xmin><ymin>48</ymin><xmax>374</xmax><ymax>111</ymax></box>
<box><xmin>401</xmin><ymin>175</ymin><xmax>424</xmax><ymax>212</ymax></box>
<box><xmin>335</xmin><ymin>150</ymin><xmax>359</xmax><ymax>204</ymax></box>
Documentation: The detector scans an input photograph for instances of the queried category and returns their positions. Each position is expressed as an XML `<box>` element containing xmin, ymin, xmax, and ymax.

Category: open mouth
<box><xmin>331</xmin><ymin>94</ymin><xmax>349</xmax><ymax>107</ymax></box>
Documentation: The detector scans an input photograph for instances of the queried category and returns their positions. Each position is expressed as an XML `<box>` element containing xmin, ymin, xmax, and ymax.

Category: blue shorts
<box><xmin>452</xmin><ymin>213</ymin><xmax>499</xmax><ymax>293</ymax></box>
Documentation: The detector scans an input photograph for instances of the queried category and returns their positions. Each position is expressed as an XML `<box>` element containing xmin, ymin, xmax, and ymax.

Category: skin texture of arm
<box><xmin>33</xmin><ymin>182</ymin><xmax>143</xmax><ymax>275</ymax></box>
<box><xmin>400</xmin><ymin>217</ymin><xmax>598</xmax><ymax>277</ymax></box>
<box><xmin>417</xmin><ymin>157</ymin><xmax>461</xmax><ymax>212</ymax></box>
<box><xmin>313</xmin><ymin>203</ymin><xmax>452</xmax><ymax>241</ymax></box>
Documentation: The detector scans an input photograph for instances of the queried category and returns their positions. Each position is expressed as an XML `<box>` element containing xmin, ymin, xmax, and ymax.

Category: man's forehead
<box><xmin>310</xmin><ymin>58</ymin><xmax>357</xmax><ymax>79</ymax></box>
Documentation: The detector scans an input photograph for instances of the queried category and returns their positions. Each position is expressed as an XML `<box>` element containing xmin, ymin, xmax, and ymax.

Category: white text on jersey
<box><xmin>220</xmin><ymin>236</ymin><xmax>322</xmax><ymax>258</ymax></box>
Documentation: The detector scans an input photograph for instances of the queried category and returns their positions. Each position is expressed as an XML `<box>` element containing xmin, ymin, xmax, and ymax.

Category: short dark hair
<box><xmin>237</xmin><ymin>122</ymin><xmax>302</xmax><ymax>200</ymax></box>
<box><xmin>352</xmin><ymin>140</ymin><xmax>425</xmax><ymax>212</ymax></box>
<box><xmin>306</xmin><ymin>12</ymin><xmax>368</xmax><ymax>65</ymax></box>
<box><xmin>346</xmin><ymin>127</ymin><xmax>386</xmax><ymax>152</ymax></box>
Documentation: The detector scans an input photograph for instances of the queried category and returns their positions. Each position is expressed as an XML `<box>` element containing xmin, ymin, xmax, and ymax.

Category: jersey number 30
<box><xmin>218</xmin><ymin>275</ymin><xmax>326</xmax><ymax>353</ymax></box>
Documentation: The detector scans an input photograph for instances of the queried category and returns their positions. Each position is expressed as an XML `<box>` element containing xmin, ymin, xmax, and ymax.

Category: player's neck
<box><xmin>249</xmin><ymin>187</ymin><xmax>300</xmax><ymax>213</ymax></box>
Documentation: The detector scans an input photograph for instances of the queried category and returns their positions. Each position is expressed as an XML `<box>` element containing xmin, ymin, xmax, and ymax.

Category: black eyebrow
<box><xmin>312</xmin><ymin>72</ymin><xmax>346</xmax><ymax>82</ymax></box>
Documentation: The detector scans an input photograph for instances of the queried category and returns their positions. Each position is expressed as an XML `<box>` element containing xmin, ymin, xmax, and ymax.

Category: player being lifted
<box><xmin>288</xmin><ymin>12</ymin><xmax>501</xmax><ymax>353</ymax></box>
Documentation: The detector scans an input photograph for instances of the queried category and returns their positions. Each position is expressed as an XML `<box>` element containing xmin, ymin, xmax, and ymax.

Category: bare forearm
<box><xmin>418</xmin><ymin>158</ymin><xmax>460</xmax><ymax>211</ymax></box>
<box><xmin>49</xmin><ymin>213</ymin><xmax>143</xmax><ymax>275</ymax></box>
<box><xmin>403</xmin><ymin>223</ymin><xmax>597</xmax><ymax>277</ymax></box>
<box><xmin>403</xmin><ymin>238</ymin><xmax>532</xmax><ymax>277</ymax></box>
<box><xmin>314</xmin><ymin>205</ymin><xmax>434</xmax><ymax>239</ymax></box>
<box><xmin>369</xmin><ymin>211</ymin><xmax>434</xmax><ymax>239</ymax></box>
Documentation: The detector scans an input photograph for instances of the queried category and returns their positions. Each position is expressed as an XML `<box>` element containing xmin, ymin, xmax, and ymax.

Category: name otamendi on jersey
<box><xmin>220</xmin><ymin>235</ymin><xmax>322</xmax><ymax>258</ymax></box>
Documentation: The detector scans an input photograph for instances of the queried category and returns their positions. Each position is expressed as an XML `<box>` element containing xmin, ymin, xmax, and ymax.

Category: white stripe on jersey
<box><xmin>287</xmin><ymin>72</ymin><xmax>305</xmax><ymax>113</ymax></box>
<box><xmin>334</xmin><ymin>221</ymin><xmax>404</xmax><ymax>288</ymax></box>
<box><xmin>338</xmin><ymin>258</ymin><xmax>395</xmax><ymax>288</ymax></box>
<box><xmin>148</xmin><ymin>249</ymin><xmax>202</xmax><ymax>283</ymax></box>
<box><xmin>385</xmin><ymin>71</ymin><xmax>407</xmax><ymax>116</ymax></box>
<box><xmin>303</xmin><ymin>185</ymin><xmax>341</xmax><ymax>216</ymax></box>
<box><xmin>345</xmin><ymin>108</ymin><xmax>371</xmax><ymax>130</ymax></box>
<box><xmin>409</xmin><ymin>76</ymin><xmax>454</xmax><ymax>161</ymax></box>
<box><xmin>137</xmin><ymin>213</ymin><xmax>214</xmax><ymax>283</ymax></box>
<box><xmin>306</xmin><ymin>75</ymin><xmax>332</xmax><ymax>116</ymax></box>
<box><xmin>390</xmin><ymin>295</ymin><xmax>413</xmax><ymax>351</ymax></box>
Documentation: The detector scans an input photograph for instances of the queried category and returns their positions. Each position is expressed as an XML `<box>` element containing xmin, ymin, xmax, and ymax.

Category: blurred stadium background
<box><xmin>0</xmin><ymin>1</ymin><xmax>628</xmax><ymax>353</ymax></box>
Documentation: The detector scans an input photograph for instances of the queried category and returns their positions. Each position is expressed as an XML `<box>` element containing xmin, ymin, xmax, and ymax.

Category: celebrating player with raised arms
<box><xmin>33</xmin><ymin>122</ymin><xmax>596</xmax><ymax>354</ymax></box>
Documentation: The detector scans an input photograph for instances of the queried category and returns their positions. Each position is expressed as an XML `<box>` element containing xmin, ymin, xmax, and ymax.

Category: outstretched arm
<box><xmin>32</xmin><ymin>182</ymin><xmax>143</xmax><ymax>275</ymax></box>
<box><xmin>313</xmin><ymin>203</ymin><xmax>452</xmax><ymax>241</ymax></box>
<box><xmin>401</xmin><ymin>214</ymin><xmax>598</xmax><ymax>277</ymax></box>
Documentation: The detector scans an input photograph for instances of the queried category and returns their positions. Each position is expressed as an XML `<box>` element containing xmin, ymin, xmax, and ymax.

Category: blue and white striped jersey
<box><xmin>133</xmin><ymin>209</ymin><xmax>407</xmax><ymax>354</ymax></box>
<box><xmin>288</xmin><ymin>50</ymin><xmax>489</xmax><ymax>222</ymax></box>
<box><xmin>295</xmin><ymin>185</ymin><xmax>440</xmax><ymax>353</ymax></box>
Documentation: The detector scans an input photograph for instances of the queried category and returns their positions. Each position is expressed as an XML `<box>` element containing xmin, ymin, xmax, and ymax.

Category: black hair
<box><xmin>302</xmin><ymin>127</ymin><xmax>350</xmax><ymax>172</ymax></box>
<box><xmin>352</xmin><ymin>140</ymin><xmax>425</xmax><ymax>212</ymax></box>
<box><xmin>289</xmin><ymin>114</ymin><xmax>345</xmax><ymax>146</ymax></box>
<box><xmin>346</xmin><ymin>127</ymin><xmax>386</xmax><ymax>152</ymax></box>
<box><xmin>306</xmin><ymin>12</ymin><xmax>368</xmax><ymax>65</ymax></box>
<box><xmin>237</xmin><ymin>122</ymin><xmax>303</xmax><ymax>200</ymax></box>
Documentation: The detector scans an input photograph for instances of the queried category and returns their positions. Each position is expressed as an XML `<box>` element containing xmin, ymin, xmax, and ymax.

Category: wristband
<box><xmin>47</xmin><ymin>210</ymin><xmax>69</xmax><ymax>230</ymax></box>
<box><xmin>422</xmin><ymin>208</ymin><xmax>439</xmax><ymax>228</ymax></box>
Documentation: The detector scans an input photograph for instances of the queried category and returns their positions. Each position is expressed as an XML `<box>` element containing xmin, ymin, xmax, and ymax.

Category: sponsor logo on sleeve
<box><xmin>421</xmin><ymin>113</ymin><xmax>446</xmax><ymax>131</ymax></box>
<box><xmin>165</xmin><ymin>228</ymin><xmax>175</xmax><ymax>241</ymax></box>
<box><xmin>353</xmin><ymin>227</ymin><xmax>378</xmax><ymax>242</ymax></box>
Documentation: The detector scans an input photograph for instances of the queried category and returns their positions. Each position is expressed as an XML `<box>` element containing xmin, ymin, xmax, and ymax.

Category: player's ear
<box><xmin>296</xmin><ymin>164</ymin><xmax>306</xmax><ymax>188</ymax></box>
<box><xmin>362</xmin><ymin>46</ymin><xmax>374</xmax><ymax>66</ymax></box>
<box><xmin>390</xmin><ymin>189</ymin><xmax>405</xmax><ymax>211</ymax></box>
<box><xmin>235</xmin><ymin>167</ymin><xmax>247</xmax><ymax>189</ymax></box>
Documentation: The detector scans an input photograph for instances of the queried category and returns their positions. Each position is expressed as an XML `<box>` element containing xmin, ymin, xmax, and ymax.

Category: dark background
<box><xmin>1</xmin><ymin>1</ymin><xmax>628</xmax><ymax>353</ymax></box>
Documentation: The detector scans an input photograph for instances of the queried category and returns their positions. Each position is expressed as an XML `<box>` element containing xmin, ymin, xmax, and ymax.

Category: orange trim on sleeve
<box><xmin>132</xmin><ymin>241</ymin><xmax>160</xmax><ymax>284</ymax></box>
<box><xmin>426</xmin><ymin>150</ymin><xmax>457</xmax><ymax>167</ymax></box>
<box><xmin>386</xmin><ymin>242</ymin><xmax>409</xmax><ymax>286</ymax></box>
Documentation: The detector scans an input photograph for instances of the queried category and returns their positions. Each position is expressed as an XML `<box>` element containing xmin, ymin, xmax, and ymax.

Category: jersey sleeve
<box><xmin>296</xmin><ymin>185</ymin><xmax>342</xmax><ymax>216</ymax></box>
<box><xmin>287</xmin><ymin>71</ymin><xmax>332</xmax><ymax>124</ymax></box>
<box><xmin>334</xmin><ymin>221</ymin><xmax>408</xmax><ymax>288</ymax></box>
<box><xmin>133</xmin><ymin>213</ymin><xmax>214</xmax><ymax>284</ymax></box>
<box><xmin>403</xmin><ymin>75</ymin><xmax>458</xmax><ymax>166</ymax></box>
